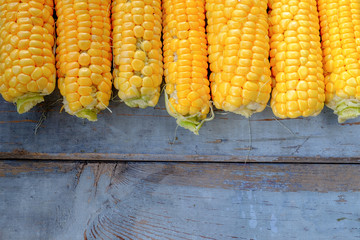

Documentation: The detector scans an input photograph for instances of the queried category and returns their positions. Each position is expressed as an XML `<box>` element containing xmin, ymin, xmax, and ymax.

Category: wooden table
<box><xmin>1</xmin><ymin>95</ymin><xmax>360</xmax><ymax>239</ymax></box>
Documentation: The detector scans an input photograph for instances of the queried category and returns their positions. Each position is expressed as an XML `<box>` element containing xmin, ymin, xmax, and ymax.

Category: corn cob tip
<box><xmin>165</xmin><ymin>93</ymin><xmax>214</xmax><ymax>135</ymax></box>
<box><xmin>15</xmin><ymin>93</ymin><xmax>45</xmax><ymax>114</ymax></box>
<box><xmin>327</xmin><ymin>97</ymin><xmax>360</xmax><ymax>123</ymax></box>
<box><xmin>75</xmin><ymin>109</ymin><xmax>98</xmax><ymax>122</ymax></box>
<box><xmin>124</xmin><ymin>96</ymin><xmax>157</xmax><ymax>109</ymax></box>
<box><xmin>62</xmin><ymin>98</ymin><xmax>98</xmax><ymax>122</ymax></box>
<box><xmin>176</xmin><ymin>117</ymin><xmax>203</xmax><ymax>136</ymax></box>
<box><xmin>229</xmin><ymin>102</ymin><xmax>267</xmax><ymax>119</ymax></box>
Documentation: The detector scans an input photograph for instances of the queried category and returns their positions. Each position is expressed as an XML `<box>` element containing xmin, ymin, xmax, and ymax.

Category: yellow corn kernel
<box><xmin>131</xmin><ymin>59</ymin><xmax>145</xmax><ymax>71</ymax></box>
<box><xmin>140</xmin><ymin>77</ymin><xmax>153</xmax><ymax>88</ymax></box>
<box><xmin>31</xmin><ymin>67</ymin><xmax>43</xmax><ymax>80</ymax></box>
<box><xmin>67</xmin><ymin>93</ymin><xmax>80</xmax><ymax>102</ymax></box>
<box><xmin>68</xmin><ymin>101</ymin><xmax>82</xmax><ymax>112</ymax></box>
<box><xmin>27</xmin><ymin>80</ymin><xmax>39</xmax><ymax>92</ymax></box>
<box><xmin>78</xmin><ymin>53</ymin><xmax>91</xmax><ymax>66</ymax></box>
<box><xmin>130</xmin><ymin>76</ymin><xmax>143</xmax><ymax>88</ymax></box>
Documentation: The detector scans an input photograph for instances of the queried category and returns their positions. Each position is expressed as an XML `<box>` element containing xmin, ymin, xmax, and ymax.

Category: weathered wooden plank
<box><xmin>1</xmin><ymin>95</ymin><xmax>360</xmax><ymax>162</ymax></box>
<box><xmin>1</xmin><ymin>161</ymin><xmax>360</xmax><ymax>240</ymax></box>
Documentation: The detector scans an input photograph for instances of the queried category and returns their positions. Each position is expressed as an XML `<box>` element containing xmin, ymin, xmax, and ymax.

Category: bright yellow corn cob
<box><xmin>318</xmin><ymin>0</ymin><xmax>360</xmax><ymax>123</ymax></box>
<box><xmin>112</xmin><ymin>0</ymin><xmax>163</xmax><ymax>108</ymax></box>
<box><xmin>0</xmin><ymin>0</ymin><xmax>56</xmax><ymax>113</ymax></box>
<box><xmin>55</xmin><ymin>0</ymin><xmax>112</xmax><ymax>121</ymax></box>
<box><xmin>163</xmin><ymin>0</ymin><xmax>212</xmax><ymax>134</ymax></box>
<box><xmin>269</xmin><ymin>0</ymin><xmax>325</xmax><ymax>118</ymax></box>
<box><xmin>207</xmin><ymin>0</ymin><xmax>271</xmax><ymax>117</ymax></box>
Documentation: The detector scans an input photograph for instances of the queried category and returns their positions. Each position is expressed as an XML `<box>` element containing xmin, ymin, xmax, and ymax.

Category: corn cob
<box><xmin>269</xmin><ymin>0</ymin><xmax>325</xmax><ymax>118</ymax></box>
<box><xmin>0</xmin><ymin>0</ymin><xmax>56</xmax><ymax>113</ymax></box>
<box><xmin>207</xmin><ymin>0</ymin><xmax>271</xmax><ymax>117</ymax></box>
<box><xmin>55</xmin><ymin>0</ymin><xmax>112</xmax><ymax>121</ymax></box>
<box><xmin>318</xmin><ymin>0</ymin><xmax>360</xmax><ymax>123</ymax></box>
<box><xmin>163</xmin><ymin>0</ymin><xmax>212</xmax><ymax>134</ymax></box>
<box><xmin>112</xmin><ymin>0</ymin><xmax>163</xmax><ymax>108</ymax></box>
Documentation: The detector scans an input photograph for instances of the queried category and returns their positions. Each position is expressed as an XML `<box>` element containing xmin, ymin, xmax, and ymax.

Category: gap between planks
<box><xmin>0</xmin><ymin>156</ymin><xmax>360</xmax><ymax>164</ymax></box>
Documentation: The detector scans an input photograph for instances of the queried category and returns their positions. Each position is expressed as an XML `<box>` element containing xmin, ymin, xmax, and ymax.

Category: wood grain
<box><xmin>1</xmin><ymin>161</ymin><xmax>360</xmax><ymax>240</ymax></box>
<box><xmin>1</xmin><ymin>95</ymin><xmax>360</xmax><ymax>162</ymax></box>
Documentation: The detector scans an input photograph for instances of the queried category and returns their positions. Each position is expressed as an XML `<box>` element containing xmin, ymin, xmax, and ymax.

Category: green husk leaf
<box><xmin>327</xmin><ymin>96</ymin><xmax>360</xmax><ymax>123</ymax></box>
<box><xmin>175</xmin><ymin>116</ymin><xmax>205</xmax><ymax>135</ymax></box>
<box><xmin>16</xmin><ymin>93</ymin><xmax>44</xmax><ymax>114</ymax></box>
<box><xmin>75</xmin><ymin>109</ymin><xmax>98</xmax><ymax>122</ymax></box>
<box><xmin>165</xmin><ymin>92</ymin><xmax>214</xmax><ymax>135</ymax></box>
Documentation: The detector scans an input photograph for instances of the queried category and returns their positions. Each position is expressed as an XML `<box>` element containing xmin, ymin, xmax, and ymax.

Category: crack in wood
<box><xmin>74</xmin><ymin>162</ymin><xmax>87</xmax><ymax>188</ymax></box>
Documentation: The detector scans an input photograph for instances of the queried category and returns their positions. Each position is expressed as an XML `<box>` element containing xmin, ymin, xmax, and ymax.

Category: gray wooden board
<box><xmin>0</xmin><ymin>161</ymin><xmax>360</xmax><ymax>240</ymax></box>
<box><xmin>1</xmin><ymin>93</ymin><xmax>360</xmax><ymax>162</ymax></box>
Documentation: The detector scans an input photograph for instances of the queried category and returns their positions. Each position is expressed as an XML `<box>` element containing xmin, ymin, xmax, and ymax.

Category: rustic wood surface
<box><xmin>1</xmin><ymin>160</ymin><xmax>360</xmax><ymax>240</ymax></box>
<box><xmin>1</xmin><ymin>94</ymin><xmax>360</xmax><ymax>162</ymax></box>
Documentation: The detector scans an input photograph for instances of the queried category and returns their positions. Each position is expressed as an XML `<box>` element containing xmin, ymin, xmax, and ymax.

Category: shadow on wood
<box><xmin>1</xmin><ymin>95</ymin><xmax>360</xmax><ymax>163</ymax></box>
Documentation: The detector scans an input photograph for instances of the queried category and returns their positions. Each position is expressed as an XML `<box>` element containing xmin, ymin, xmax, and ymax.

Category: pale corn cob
<box><xmin>163</xmin><ymin>0</ymin><xmax>212</xmax><ymax>134</ymax></box>
<box><xmin>112</xmin><ymin>0</ymin><xmax>163</xmax><ymax>108</ymax></box>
